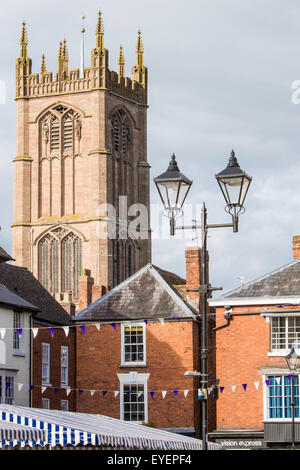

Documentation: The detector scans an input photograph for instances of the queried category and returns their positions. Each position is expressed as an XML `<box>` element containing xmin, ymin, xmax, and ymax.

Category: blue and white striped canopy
<box><xmin>0</xmin><ymin>404</ymin><xmax>221</xmax><ymax>450</ymax></box>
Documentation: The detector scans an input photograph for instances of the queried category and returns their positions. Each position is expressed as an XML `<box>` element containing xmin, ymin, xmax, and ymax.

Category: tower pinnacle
<box><xmin>40</xmin><ymin>54</ymin><xmax>47</xmax><ymax>74</ymax></box>
<box><xmin>118</xmin><ymin>45</ymin><xmax>125</xmax><ymax>78</ymax></box>
<box><xmin>20</xmin><ymin>21</ymin><xmax>28</xmax><ymax>58</ymax></box>
<box><xmin>96</xmin><ymin>10</ymin><xmax>104</xmax><ymax>51</ymax></box>
<box><xmin>132</xmin><ymin>28</ymin><xmax>147</xmax><ymax>89</ymax></box>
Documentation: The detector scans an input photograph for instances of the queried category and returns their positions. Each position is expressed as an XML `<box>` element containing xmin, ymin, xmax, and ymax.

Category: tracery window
<box><xmin>111</xmin><ymin>110</ymin><xmax>132</xmax><ymax>159</ymax></box>
<box><xmin>38</xmin><ymin>229</ymin><xmax>82</xmax><ymax>300</ymax></box>
<box><xmin>40</xmin><ymin>105</ymin><xmax>81</xmax><ymax>157</ymax></box>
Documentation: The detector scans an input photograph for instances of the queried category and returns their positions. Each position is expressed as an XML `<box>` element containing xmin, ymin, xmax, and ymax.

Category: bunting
<box><xmin>9</xmin><ymin>380</ymin><xmax>269</xmax><ymax>399</ymax></box>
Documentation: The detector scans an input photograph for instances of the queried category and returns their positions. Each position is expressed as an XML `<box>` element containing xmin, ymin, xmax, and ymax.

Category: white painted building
<box><xmin>0</xmin><ymin>285</ymin><xmax>38</xmax><ymax>406</ymax></box>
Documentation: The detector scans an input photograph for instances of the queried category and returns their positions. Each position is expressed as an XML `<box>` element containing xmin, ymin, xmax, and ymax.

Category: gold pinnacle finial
<box><xmin>40</xmin><ymin>54</ymin><xmax>47</xmax><ymax>74</ymax></box>
<box><xmin>19</xmin><ymin>21</ymin><xmax>28</xmax><ymax>58</ymax></box>
<box><xmin>136</xmin><ymin>28</ymin><xmax>144</xmax><ymax>54</ymax></box>
<box><xmin>96</xmin><ymin>10</ymin><xmax>104</xmax><ymax>51</ymax></box>
<box><xmin>20</xmin><ymin>21</ymin><xmax>28</xmax><ymax>45</ymax></box>
<box><xmin>58</xmin><ymin>40</ymin><xmax>63</xmax><ymax>59</ymax></box>
<box><xmin>63</xmin><ymin>38</ymin><xmax>68</xmax><ymax>60</ymax></box>
<box><xmin>118</xmin><ymin>45</ymin><xmax>125</xmax><ymax>78</ymax></box>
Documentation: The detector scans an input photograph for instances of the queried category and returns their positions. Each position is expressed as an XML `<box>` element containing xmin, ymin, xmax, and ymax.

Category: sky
<box><xmin>1</xmin><ymin>0</ymin><xmax>300</xmax><ymax>297</ymax></box>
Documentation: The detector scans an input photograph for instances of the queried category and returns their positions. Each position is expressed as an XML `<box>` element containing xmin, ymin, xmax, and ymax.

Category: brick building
<box><xmin>0</xmin><ymin>248</ymin><xmax>76</xmax><ymax>411</ymax></box>
<box><xmin>73</xmin><ymin>247</ymin><xmax>216</xmax><ymax>438</ymax></box>
<box><xmin>12</xmin><ymin>12</ymin><xmax>151</xmax><ymax>312</ymax></box>
<box><xmin>208</xmin><ymin>236</ymin><xmax>300</xmax><ymax>449</ymax></box>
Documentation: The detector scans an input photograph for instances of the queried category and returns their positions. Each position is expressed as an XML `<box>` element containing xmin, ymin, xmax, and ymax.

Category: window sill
<box><xmin>119</xmin><ymin>364</ymin><xmax>148</xmax><ymax>368</ymax></box>
<box><xmin>268</xmin><ymin>350</ymin><xmax>300</xmax><ymax>357</ymax></box>
<box><xmin>41</xmin><ymin>382</ymin><xmax>52</xmax><ymax>387</ymax></box>
<box><xmin>263</xmin><ymin>419</ymin><xmax>300</xmax><ymax>423</ymax></box>
<box><xmin>13</xmin><ymin>350</ymin><xmax>25</xmax><ymax>357</ymax></box>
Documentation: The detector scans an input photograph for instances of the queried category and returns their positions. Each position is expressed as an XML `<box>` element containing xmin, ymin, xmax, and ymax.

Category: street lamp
<box><xmin>215</xmin><ymin>150</ymin><xmax>252</xmax><ymax>232</ymax></box>
<box><xmin>154</xmin><ymin>153</ymin><xmax>193</xmax><ymax>235</ymax></box>
<box><xmin>154</xmin><ymin>149</ymin><xmax>252</xmax><ymax>451</ymax></box>
<box><xmin>285</xmin><ymin>347</ymin><xmax>299</xmax><ymax>448</ymax></box>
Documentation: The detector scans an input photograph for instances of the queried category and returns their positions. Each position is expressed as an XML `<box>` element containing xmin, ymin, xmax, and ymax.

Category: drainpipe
<box><xmin>214</xmin><ymin>308</ymin><xmax>260</xmax><ymax>331</ymax></box>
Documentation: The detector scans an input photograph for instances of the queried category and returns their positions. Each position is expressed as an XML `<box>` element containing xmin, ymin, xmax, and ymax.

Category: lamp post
<box><xmin>285</xmin><ymin>347</ymin><xmax>299</xmax><ymax>448</ymax></box>
<box><xmin>154</xmin><ymin>150</ymin><xmax>252</xmax><ymax>450</ymax></box>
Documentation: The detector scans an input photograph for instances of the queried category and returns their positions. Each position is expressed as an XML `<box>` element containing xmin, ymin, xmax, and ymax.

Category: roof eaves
<box><xmin>214</xmin><ymin>257</ymin><xmax>300</xmax><ymax>300</ymax></box>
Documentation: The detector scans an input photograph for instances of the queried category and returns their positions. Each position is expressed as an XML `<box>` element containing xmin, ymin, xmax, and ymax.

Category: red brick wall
<box><xmin>215</xmin><ymin>305</ymin><xmax>295</xmax><ymax>430</ymax></box>
<box><xmin>76</xmin><ymin>320</ymin><xmax>202</xmax><ymax>434</ymax></box>
<box><xmin>31</xmin><ymin>322</ymin><xmax>76</xmax><ymax>411</ymax></box>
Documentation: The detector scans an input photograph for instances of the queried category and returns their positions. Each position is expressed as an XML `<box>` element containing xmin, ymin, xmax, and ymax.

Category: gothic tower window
<box><xmin>38</xmin><ymin>229</ymin><xmax>82</xmax><ymax>301</ymax></box>
<box><xmin>111</xmin><ymin>110</ymin><xmax>132</xmax><ymax>159</ymax></box>
<box><xmin>40</xmin><ymin>105</ymin><xmax>81</xmax><ymax>158</ymax></box>
<box><xmin>112</xmin><ymin>115</ymin><xmax>120</xmax><ymax>153</ymax></box>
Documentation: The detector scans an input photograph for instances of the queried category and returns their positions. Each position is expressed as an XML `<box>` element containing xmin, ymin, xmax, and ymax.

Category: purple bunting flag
<box><xmin>80</xmin><ymin>325</ymin><xmax>85</xmax><ymax>335</ymax></box>
<box><xmin>48</xmin><ymin>328</ymin><xmax>54</xmax><ymax>337</ymax></box>
<box><xmin>111</xmin><ymin>323</ymin><xmax>116</xmax><ymax>331</ymax></box>
<box><xmin>265</xmin><ymin>380</ymin><xmax>270</xmax><ymax>387</ymax></box>
<box><xmin>5</xmin><ymin>381</ymin><xmax>10</xmax><ymax>389</ymax></box>
<box><xmin>16</xmin><ymin>328</ymin><xmax>22</xmax><ymax>337</ymax></box>
<box><xmin>173</xmin><ymin>390</ymin><xmax>178</xmax><ymax>398</ymax></box>
<box><xmin>242</xmin><ymin>384</ymin><xmax>247</xmax><ymax>391</ymax></box>
<box><xmin>150</xmin><ymin>391</ymin><xmax>155</xmax><ymax>398</ymax></box>
<box><xmin>287</xmin><ymin>375</ymin><xmax>292</xmax><ymax>383</ymax></box>
<box><xmin>30</xmin><ymin>385</ymin><xmax>34</xmax><ymax>391</ymax></box>
<box><xmin>78</xmin><ymin>389</ymin><xmax>83</xmax><ymax>396</ymax></box>
<box><xmin>54</xmin><ymin>387</ymin><xmax>59</xmax><ymax>394</ymax></box>
<box><xmin>102</xmin><ymin>390</ymin><xmax>107</xmax><ymax>396</ymax></box>
<box><xmin>220</xmin><ymin>387</ymin><xmax>224</xmax><ymax>393</ymax></box>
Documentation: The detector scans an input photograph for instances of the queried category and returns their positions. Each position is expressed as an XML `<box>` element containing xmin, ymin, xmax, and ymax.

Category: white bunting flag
<box><xmin>161</xmin><ymin>391</ymin><xmax>167</xmax><ymax>399</ymax></box>
<box><xmin>275</xmin><ymin>377</ymin><xmax>281</xmax><ymax>385</ymax></box>
<box><xmin>232</xmin><ymin>385</ymin><xmax>236</xmax><ymax>392</ymax></box>
<box><xmin>159</xmin><ymin>319</ymin><xmax>165</xmax><ymax>326</ymax></box>
<box><xmin>184</xmin><ymin>390</ymin><xmax>189</xmax><ymax>398</ymax></box>
<box><xmin>114</xmin><ymin>391</ymin><xmax>120</xmax><ymax>398</ymax></box>
<box><xmin>90</xmin><ymin>390</ymin><xmax>95</xmax><ymax>396</ymax></box>
<box><xmin>63</xmin><ymin>326</ymin><xmax>69</xmax><ymax>337</ymax></box>
<box><xmin>66</xmin><ymin>387</ymin><xmax>71</xmax><ymax>396</ymax></box>
<box><xmin>41</xmin><ymin>386</ymin><xmax>47</xmax><ymax>394</ymax></box>
<box><xmin>0</xmin><ymin>328</ymin><xmax>6</xmax><ymax>339</ymax></box>
<box><xmin>254</xmin><ymin>381</ymin><xmax>260</xmax><ymax>390</ymax></box>
<box><xmin>32</xmin><ymin>328</ymin><xmax>38</xmax><ymax>338</ymax></box>
<box><xmin>94</xmin><ymin>323</ymin><xmax>101</xmax><ymax>332</ymax></box>
<box><xmin>17</xmin><ymin>383</ymin><xmax>23</xmax><ymax>391</ymax></box>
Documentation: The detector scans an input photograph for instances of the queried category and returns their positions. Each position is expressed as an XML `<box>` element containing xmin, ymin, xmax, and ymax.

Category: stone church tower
<box><xmin>12</xmin><ymin>12</ymin><xmax>151</xmax><ymax>308</ymax></box>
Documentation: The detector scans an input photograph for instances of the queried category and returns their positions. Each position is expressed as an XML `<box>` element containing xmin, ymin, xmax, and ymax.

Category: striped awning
<box><xmin>0</xmin><ymin>421</ymin><xmax>46</xmax><ymax>446</ymax></box>
<box><xmin>0</xmin><ymin>404</ymin><xmax>222</xmax><ymax>450</ymax></box>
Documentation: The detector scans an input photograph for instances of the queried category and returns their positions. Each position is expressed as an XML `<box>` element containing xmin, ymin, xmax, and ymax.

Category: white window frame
<box><xmin>0</xmin><ymin>371</ymin><xmax>16</xmax><ymax>405</ymax></box>
<box><xmin>121</xmin><ymin>322</ymin><xmax>146</xmax><ymax>366</ymax></box>
<box><xmin>42</xmin><ymin>398</ymin><xmax>50</xmax><ymax>409</ymax></box>
<box><xmin>61</xmin><ymin>400</ymin><xmax>69</xmax><ymax>411</ymax></box>
<box><xmin>42</xmin><ymin>343</ymin><xmax>50</xmax><ymax>385</ymax></box>
<box><xmin>268</xmin><ymin>314</ymin><xmax>300</xmax><ymax>356</ymax></box>
<box><xmin>13</xmin><ymin>312</ymin><xmax>22</xmax><ymax>352</ymax></box>
<box><xmin>262</xmin><ymin>372</ymin><xmax>300</xmax><ymax>422</ymax></box>
<box><xmin>118</xmin><ymin>372</ymin><xmax>150</xmax><ymax>424</ymax></box>
<box><xmin>60</xmin><ymin>346</ymin><xmax>69</xmax><ymax>387</ymax></box>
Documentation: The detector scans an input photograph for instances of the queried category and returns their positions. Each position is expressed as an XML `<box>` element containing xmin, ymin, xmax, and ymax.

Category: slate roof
<box><xmin>0</xmin><ymin>262</ymin><xmax>72</xmax><ymax>326</ymax></box>
<box><xmin>216</xmin><ymin>257</ymin><xmax>300</xmax><ymax>300</ymax></box>
<box><xmin>0</xmin><ymin>285</ymin><xmax>39</xmax><ymax>313</ymax></box>
<box><xmin>75</xmin><ymin>264</ymin><xmax>197</xmax><ymax>322</ymax></box>
<box><xmin>0</xmin><ymin>247</ymin><xmax>14</xmax><ymax>263</ymax></box>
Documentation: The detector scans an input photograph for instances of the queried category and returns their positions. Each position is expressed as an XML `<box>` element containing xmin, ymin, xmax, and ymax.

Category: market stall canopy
<box><xmin>0</xmin><ymin>404</ymin><xmax>221</xmax><ymax>450</ymax></box>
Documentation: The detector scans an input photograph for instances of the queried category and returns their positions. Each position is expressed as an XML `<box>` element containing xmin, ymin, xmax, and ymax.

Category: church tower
<box><xmin>13</xmin><ymin>13</ymin><xmax>151</xmax><ymax>307</ymax></box>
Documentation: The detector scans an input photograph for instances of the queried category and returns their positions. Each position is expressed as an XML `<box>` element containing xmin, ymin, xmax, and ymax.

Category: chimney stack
<box><xmin>78</xmin><ymin>268</ymin><xmax>108</xmax><ymax>311</ymax></box>
<box><xmin>293</xmin><ymin>236</ymin><xmax>300</xmax><ymax>260</ymax></box>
